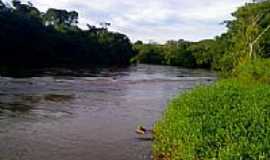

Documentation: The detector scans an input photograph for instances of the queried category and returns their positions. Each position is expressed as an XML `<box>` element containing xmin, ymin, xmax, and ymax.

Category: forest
<box><xmin>0</xmin><ymin>0</ymin><xmax>135</xmax><ymax>67</ymax></box>
<box><xmin>133</xmin><ymin>0</ymin><xmax>270</xmax><ymax>74</ymax></box>
<box><xmin>2</xmin><ymin>0</ymin><xmax>270</xmax><ymax>73</ymax></box>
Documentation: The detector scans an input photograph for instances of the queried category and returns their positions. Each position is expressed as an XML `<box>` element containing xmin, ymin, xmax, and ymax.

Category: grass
<box><xmin>153</xmin><ymin>79</ymin><xmax>270</xmax><ymax>160</ymax></box>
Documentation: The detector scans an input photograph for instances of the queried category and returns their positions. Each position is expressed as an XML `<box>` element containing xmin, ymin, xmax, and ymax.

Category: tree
<box><xmin>214</xmin><ymin>0</ymin><xmax>270</xmax><ymax>71</ymax></box>
<box><xmin>0</xmin><ymin>0</ymin><xmax>4</xmax><ymax>9</ymax></box>
<box><xmin>189</xmin><ymin>39</ymin><xmax>216</xmax><ymax>67</ymax></box>
<box><xmin>43</xmin><ymin>8</ymin><xmax>78</xmax><ymax>31</ymax></box>
<box><xmin>248</xmin><ymin>11</ymin><xmax>270</xmax><ymax>59</ymax></box>
<box><xmin>134</xmin><ymin>40</ymin><xmax>143</xmax><ymax>45</ymax></box>
<box><xmin>0</xmin><ymin>1</ymin><xmax>134</xmax><ymax>68</ymax></box>
<box><xmin>12</xmin><ymin>0</ymin><xmax>40</xmax><ymax>17</ymax></box>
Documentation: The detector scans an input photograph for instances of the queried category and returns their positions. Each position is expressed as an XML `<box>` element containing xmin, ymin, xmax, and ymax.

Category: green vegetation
<box><xmin>234</xmin><ymin>59</ymin><xmax>270</xmax><ymax>84</ymax></box>
<box><xmin>153</xmin><ymin>1</ymin><xmax>270</xmax><ymax>159</ymax></box>
<box><xmin>132</xmin><ymin>43</ymin><xmax>164</xmax><ymax>65</ymax></box>
<box><xmin>154</xmin><ymin>80</ymin><xmax>270</xmax><ymax>160</ymax></box>
<box><xmin>132</xmin><ymin>40</ymin><xmax>197</xmax><ymax>68</ymax></box>
<box><xmin>134</xmin><ymin>1</ymin><xmax>270</xmax><ymax>72</ymax></box>
<box><xmin>0</xmin><ymin>0</ymin><xmax>135</xmax><ymax>67</ymax></box>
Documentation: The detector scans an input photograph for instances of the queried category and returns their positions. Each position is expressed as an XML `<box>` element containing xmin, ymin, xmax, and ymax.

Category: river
<box><xmin>0</xmin><ymin>64</ymin><xmax>215</xmax><ymax>160</ymax></box>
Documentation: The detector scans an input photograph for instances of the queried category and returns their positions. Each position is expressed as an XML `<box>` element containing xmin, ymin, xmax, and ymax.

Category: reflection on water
<box><xmin>0</xmin><ymin>64</ymin><xmax>215</xmax><ymax>160</ymax></box>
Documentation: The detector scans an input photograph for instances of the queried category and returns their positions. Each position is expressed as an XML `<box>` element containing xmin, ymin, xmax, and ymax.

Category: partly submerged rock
<box><xmin>136</xmin><ymin>126</ymin><xmax>154</xmax><ymax>141</ymax></box>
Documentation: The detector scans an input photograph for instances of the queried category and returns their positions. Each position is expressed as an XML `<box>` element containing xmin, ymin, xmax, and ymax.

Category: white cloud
<box><xmin>5</xmin><ymin>0</ymin><xmax>251</xmax><ymax>43</ymax></box>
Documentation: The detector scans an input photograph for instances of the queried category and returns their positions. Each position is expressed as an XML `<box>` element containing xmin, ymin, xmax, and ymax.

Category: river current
<box><xmin>0</xmin><ymin>64</ymin><xmax>215</xmax><ymax>160</ymax></box>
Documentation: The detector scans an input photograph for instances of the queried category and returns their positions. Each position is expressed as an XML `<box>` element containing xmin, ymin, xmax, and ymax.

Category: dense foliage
<box><xmin>134</xmin><ymin>1</ymin><xmax>270</xmax><ymax>72</ymax></box>
<box><xmin>234</xmin><ymin>58</ymin><xmax>270</xmax><ymax>84</ymax></box>
<box><xmin>154</xmin><ymin>80</ymin><xmax>270</xmax><ymax>160</ymax></box>
<box><xmin>0</xmin><ymin>0</ymin><xmax>135</xmax><ymax>67</ymax></box>
<box><xmin>132</xmin><ymin>43</ymin><xmax>164</xmax><ymax>65</ymax></box>
<box><xmin>132</xmin><ymin>40</ymin><xmax>198</xmax><ymax>68</ymax></box>
<box><xmin>213</xmin><ymin>0</ymin><xmax>270</xmax><ymax>72</ymax></box>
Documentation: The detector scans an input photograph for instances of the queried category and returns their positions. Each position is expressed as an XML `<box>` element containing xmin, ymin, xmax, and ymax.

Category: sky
<box><xmin>5</xmin><ymin>0</ymin><xmax>251</xmax><ymax>43</ymax></box>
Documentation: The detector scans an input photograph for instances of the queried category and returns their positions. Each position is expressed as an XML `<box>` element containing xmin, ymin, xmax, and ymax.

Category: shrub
<box><xmin>153</xmin><ymin>80</ymin><xmax>270</xmax><ymax>160</ymax></box>
<box><xmin>234</xmin><ymin>59</ymin><xmax>270</xmax><ymax>84</ymax></box>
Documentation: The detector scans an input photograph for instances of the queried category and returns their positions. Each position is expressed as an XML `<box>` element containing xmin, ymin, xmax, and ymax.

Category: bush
<box><xmin>153</xmin><ymin>80</ymin><xmax>270</xmax><ymax>160</ymax></box>
<box><xmin>234</xmin><ymin>59</ymin><xmax>270</xmax><ymax>84</ymax></box>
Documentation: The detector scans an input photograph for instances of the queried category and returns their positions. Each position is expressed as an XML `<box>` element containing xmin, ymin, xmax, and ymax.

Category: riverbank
<box><xmin>152</xmin><ymin>60</ymin><xmax>270</xmax><ymax>159</ymax></box>
<box><xmin>153</xmin><ymin>79</ymin><xmax>270</xmax><ymax>159</ymax></box>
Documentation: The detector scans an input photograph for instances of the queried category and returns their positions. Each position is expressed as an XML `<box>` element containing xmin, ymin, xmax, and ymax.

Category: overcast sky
<box><xmin>6</xmin><ymin>0</ymin><xmax>251</xmax><ymax>43</ymax></box>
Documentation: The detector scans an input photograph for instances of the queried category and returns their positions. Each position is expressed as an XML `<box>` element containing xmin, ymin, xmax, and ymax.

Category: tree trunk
<box><xmin>249</xmin><ymin>25</ymin><xmax>270</xmax><ymax>59</ymax></box>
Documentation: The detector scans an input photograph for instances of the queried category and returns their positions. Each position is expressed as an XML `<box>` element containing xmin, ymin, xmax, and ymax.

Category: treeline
<box><xmin>0</xmin><ymin>0</ymin><xmax>135</xmax><ymax>67</ymax></box>
<box><xmin>134</xmin><ymin>0</ymin><xmax>270</xmax><ymax>72</ymax></box>
<box><xmin>132</xmin><ymin>40</ymin><xmax>213</xmax><ymax>68</ymax></box>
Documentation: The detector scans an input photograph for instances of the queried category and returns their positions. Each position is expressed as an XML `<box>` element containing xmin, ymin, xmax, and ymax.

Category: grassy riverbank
<box><xmin>153</xmin><ymin>60</ymin><xmax>270</xmax><ymax>160</ymax></box>
<box><xmin>153</xmin><ymin>79</ymin><xmax>270</xmax><ymax>159</ymax></box>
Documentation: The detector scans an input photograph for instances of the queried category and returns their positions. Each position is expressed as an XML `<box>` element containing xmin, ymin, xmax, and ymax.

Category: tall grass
<box><xmin>153</xmin><ymin>80</ymin><xmax>270</xmax><ymax>160</ymax></box>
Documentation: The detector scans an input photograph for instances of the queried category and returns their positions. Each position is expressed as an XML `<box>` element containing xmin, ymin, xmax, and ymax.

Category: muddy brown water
<box><xmin>0</xmin><ymin>64</ymin><xmax>215</xmax><ymax>160</ymax></box>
